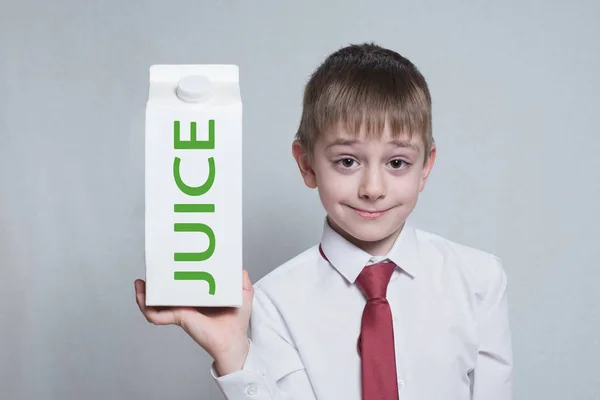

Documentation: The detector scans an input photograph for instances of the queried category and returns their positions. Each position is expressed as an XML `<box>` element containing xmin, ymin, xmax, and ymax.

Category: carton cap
<box><xmin>175</xmin><ymin>75</ymin><xmax>212</xmax><ymax>103</ymax></box>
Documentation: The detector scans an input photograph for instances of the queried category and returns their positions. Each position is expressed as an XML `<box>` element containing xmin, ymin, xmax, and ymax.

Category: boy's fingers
<box><xmin>134</xmin><ymin>281</ymin><xmax>146</xmax><ymax>309</ymax></box>
<box><xmin>241</xmin><ymin>270</ymin><xmax>254</xmax><ymax>315</ymax></box>
<box><xmin>242</xmin><ymin>269</ymin><xmax>253</xmax><ymax>292</ymax></box>
<box><xmin>134</xmin><ymin>279</ymin><xmax>145</xmax><ymax>296</ymax></box>
<box><xmin>139</xmin><ymin>301</ymin><xmax>177</xmax><ymax>325</ymax></box>
<box><xmin>143</xmin><ymin>308</ymin><xmax>177</xmax><ymax>325</ymax></box>
<box><xmin>134</xmin><ymin>279</ymin><xmax>176</xmax><ymax>325</ymax></box>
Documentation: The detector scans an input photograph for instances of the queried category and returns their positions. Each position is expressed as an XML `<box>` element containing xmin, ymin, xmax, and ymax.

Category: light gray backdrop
<box><xmin>1</xmin><ymin>1</ymin><xmax>599</xmax><ymax>399</ymax></box>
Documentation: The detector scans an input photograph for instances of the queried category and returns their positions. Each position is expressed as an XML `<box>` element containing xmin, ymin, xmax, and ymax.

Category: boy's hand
<box><xmin>134</xmin><ymin>269</ymin><xmax>253</xmax><ymax>375</ymax></box>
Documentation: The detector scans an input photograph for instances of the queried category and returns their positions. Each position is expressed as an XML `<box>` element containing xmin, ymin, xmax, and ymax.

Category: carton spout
<box><xmin>176</xmin><ymin>75</ymin><xmax>213</xmax><ymax>103</ymax></box>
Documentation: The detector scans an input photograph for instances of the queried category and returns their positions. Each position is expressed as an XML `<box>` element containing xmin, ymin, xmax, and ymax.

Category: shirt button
<box><xmin>398</xmin><ymin>380</ymin><xmax>405</xmax><ymax>388</ymax></box>
<box><xmin>245</xmin><ymin>383</ymin><xmax>259</xmax><ymax>396</ymax></box>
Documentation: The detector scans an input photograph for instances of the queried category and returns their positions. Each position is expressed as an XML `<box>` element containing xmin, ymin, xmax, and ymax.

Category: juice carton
<box><xmin>145</xmin><ymin>65</ymin><xmax>242</xmax><ymax>307</ymax></box>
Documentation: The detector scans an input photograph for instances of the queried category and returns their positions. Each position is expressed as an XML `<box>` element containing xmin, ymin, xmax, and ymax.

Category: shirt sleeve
<box><xmin>472</xmin><ymin>254</ymin><xmax>514</xmax><ymax>399</ymax></box>
<box><xmin>210</xmin><ymin>286</ymin><xmax>318</xmax><ymax>400</ymax></box>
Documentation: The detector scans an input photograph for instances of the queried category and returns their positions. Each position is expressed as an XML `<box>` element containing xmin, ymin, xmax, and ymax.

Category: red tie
<box><xmin>319</xmin><ymin>245</ymin><xmax>399</xmax><ymax>400</ymax></box>
<box><xmin>356</xmin><ymin>261</ymin><xmax>400</xmax><ymax>400</ymax></box>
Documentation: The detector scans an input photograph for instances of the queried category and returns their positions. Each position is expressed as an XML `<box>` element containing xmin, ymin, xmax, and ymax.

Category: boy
<box><xmin>135</xmin><ymin>42</ymin><xmax>513</xmax><ymax>400</ymax></box>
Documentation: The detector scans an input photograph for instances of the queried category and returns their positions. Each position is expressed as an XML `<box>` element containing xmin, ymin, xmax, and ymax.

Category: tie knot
<box><xmin>355</xmin><ymin>261</ymin><xmax>396</xmax><ymax>300</ymax></box>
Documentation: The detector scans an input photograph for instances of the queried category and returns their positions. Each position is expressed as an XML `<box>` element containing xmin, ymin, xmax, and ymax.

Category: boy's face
<box><xmin>293</xmin><ymin>123</ymin><xmax>436</xmax><ymax>254</ymax></box>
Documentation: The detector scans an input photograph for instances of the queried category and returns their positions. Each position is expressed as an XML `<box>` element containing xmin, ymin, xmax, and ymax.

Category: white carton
<box><xmin>145</xmin><ymin>65</ymin><xmax>242</xmax><ymax>307</ymax></box>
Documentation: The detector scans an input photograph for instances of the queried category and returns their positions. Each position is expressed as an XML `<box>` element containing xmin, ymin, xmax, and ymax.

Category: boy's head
<box><xmin>292</xmin><ymin>43</ymin><xmax>436</xmax><ymax>251</ymax></box>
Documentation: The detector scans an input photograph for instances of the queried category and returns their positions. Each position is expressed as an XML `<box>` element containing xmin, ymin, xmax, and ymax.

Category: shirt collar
<box><xmin>319</xmin><ymin>216</ymin><xmax>420</xmax><ymax>283</ymax></box>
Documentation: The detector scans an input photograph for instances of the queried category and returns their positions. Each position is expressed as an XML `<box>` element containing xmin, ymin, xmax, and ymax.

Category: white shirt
<box><xmin>211</xmin><ymin>219</ymin><xmax>513</xmax><ymax>399</ymax></box>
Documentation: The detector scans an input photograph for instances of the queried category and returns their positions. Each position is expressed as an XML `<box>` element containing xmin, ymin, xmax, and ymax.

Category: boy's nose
<box><xmin>358</xmin><ymin>167</ymin><xmax>386</xmax><ymax>200</ymax></box>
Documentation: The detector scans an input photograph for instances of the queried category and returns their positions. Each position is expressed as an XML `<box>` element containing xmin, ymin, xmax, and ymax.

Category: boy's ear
<box><xmin>419</xmin><ymin>143</ymin><xmax>437</xmax><ymax>192</ymax></box>
<box><xmin>292</xmin><ymin>140</ymin><xmax>317</xmax><ymax>189</ymax></box>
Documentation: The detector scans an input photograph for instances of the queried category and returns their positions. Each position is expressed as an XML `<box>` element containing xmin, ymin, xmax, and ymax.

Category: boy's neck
<box><xmin>326</xmin><ymin>215</ymin><xmax>404</xmax><ymax>257</ymax></box>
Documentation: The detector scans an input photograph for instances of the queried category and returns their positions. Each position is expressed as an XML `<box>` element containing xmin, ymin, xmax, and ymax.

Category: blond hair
<box><xmin>295</xmin><ymin>43</ymin><xmax>433</xmax><ymax>164</ymax></box>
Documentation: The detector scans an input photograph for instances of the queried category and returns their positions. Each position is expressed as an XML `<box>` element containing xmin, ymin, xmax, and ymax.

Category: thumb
<box><xmin>241</xmin><ymin>269</ymin><xmax>254</xmax><ymax>306</ymax></box>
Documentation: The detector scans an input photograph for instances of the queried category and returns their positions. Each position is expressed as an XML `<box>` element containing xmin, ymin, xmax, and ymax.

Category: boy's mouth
<box><xmin>346</xmin><ymin>205</ymin><xmax>391</xmax><ymax>220</ymax></box>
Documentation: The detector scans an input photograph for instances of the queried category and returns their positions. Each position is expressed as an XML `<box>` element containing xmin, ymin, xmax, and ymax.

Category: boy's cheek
<box><xmin>317</xmin><ymin>186</ymin><xmax>340</xmax><ymax>206</ymax></box>
<box><xmin>320</xmin><ymin>175</ymin><xmax>356</xmax><ymax>200</ymax></box>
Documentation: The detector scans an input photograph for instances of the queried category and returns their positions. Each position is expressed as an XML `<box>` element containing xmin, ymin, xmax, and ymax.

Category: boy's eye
<box><xmin>388</xmin><ymin>159</ymin><xmax>408</xmax><ymax>169</ymax></box>
<box><xmin>336</xmin><ymin>158</ymin><xmax>357</xmax><ymax>168</ymax></box>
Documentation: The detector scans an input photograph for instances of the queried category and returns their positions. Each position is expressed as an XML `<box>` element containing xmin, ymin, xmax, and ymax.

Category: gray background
<box><xmin>1</xmin><ymin>0</ymin><xmax>599</xmax><ymax>399</ymax></box>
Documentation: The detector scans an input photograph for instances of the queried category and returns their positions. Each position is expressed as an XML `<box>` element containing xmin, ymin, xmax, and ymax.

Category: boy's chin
<box><xmin>332</xmin><ymin>217</ymin><xmax>402</xmax><ymax>244</ymax></box>
<box><xmin>347</xmin><ymin>226</ymin><xmax>398</xmax><ymax>243</ymax></box>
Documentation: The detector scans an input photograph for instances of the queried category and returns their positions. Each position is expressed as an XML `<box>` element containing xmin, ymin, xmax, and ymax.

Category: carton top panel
<box><xmin>147</xmin><ymin>65</ymin><xmax>241</xmax><ymax>107</ymax></box>
<box><xmin>150</xmin><ymin>65</ymin><xmax>239</xmax><ymax>84</ymax></box>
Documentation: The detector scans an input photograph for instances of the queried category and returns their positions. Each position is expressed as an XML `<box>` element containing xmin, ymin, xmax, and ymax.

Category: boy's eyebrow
<box><xmin>389</xmin><ymin>139</ymin><xmax>421</xmax><ymax>153</ymax></box>
<box><xmin>325</xmin><ymin>138</ymin><xmax>420</xmax><ymax>153</ymax></box>
<box><xmin>325</xmin><ymin>138</ymin><xmax>361</xmax><ymax>149</ymax></box>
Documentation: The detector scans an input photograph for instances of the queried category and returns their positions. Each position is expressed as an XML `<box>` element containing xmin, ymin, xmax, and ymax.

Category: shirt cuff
<box><xmin>210</xmin><ymin>338</ymin><xmax>273</xmax><ymax>399</ymax></box>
